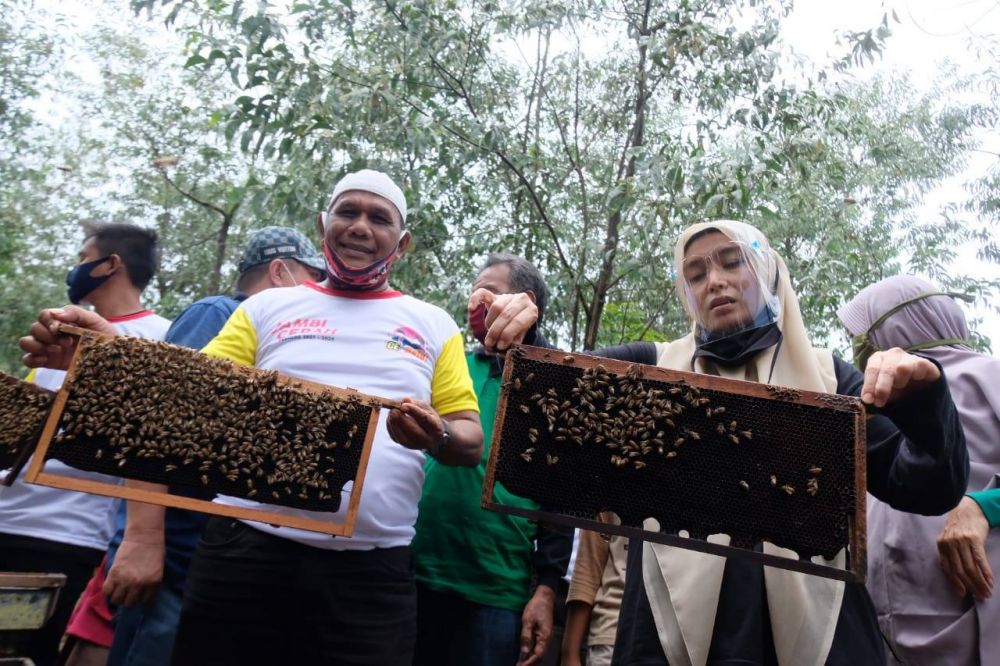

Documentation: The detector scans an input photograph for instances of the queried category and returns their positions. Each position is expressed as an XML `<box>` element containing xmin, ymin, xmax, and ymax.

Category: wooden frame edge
<box><xmin>481</xmin><ymin>350</ymin><xmax>516</xmax><ymax>510</ymax></box>
<box><xmin>31</xmin><ymin>472</ymin><xmax>355</xmax><ymax>536</ymax></box>
<box><xmin>339</xmin><ymin>406</ymin><xmax>382</xmax><ymax>536</ymax></box>
<box><xmin>851</xmin><ymin>410</ymin><xmax>869</xmax><ymax>582</ymax></box>
<box><xmin>486</xmin><ymin>501</ymin><xmax>863</xmax><ymax>583</ymax></box>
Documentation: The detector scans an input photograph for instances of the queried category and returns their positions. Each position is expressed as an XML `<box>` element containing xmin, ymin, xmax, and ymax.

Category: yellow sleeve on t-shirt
<box><xmin>430</xmin><ymin>332</ymin><xmax>479</xmax><ymax>416</ymax></box>
<box><xmin>201</xmin><ymin>307</ymin><xmax>257</xmax><ymax>367</ymax></box>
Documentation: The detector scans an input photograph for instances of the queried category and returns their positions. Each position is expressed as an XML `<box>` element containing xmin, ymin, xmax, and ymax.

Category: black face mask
<box><xmin>66</xmin><ymin>256</ymin><xmax>112</xmax><ymax>304</ymax></box>
<box><xmin>692</xmin><ymin>322</ymin><xmax>783</xmax><ymax>368</ymax></box>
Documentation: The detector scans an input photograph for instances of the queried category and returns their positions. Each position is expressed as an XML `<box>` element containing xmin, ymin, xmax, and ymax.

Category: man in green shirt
<box><xmin>412</xmin><ymin>254</ymin><xmax>572</xmax><ymax>666</ymax></box>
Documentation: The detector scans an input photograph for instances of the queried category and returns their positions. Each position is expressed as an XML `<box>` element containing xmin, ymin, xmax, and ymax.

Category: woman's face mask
<box><xmin>851</xmin><ymin>291</ymin><xmax>971</xmax><ymax>371</ymax></box>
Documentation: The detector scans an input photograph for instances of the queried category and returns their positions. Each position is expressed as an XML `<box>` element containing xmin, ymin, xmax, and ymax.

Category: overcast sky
<box><xmin>784</xmin><ymin>0</ymin><xmax>1000</xmax><ymax>346</ymax></box>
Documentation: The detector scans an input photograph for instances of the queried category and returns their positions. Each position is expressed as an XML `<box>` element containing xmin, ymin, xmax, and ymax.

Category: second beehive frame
<box><xmin>482</xmin><ymin>344</ymin><xmax>868</xmax><ymax>582</ymax></box>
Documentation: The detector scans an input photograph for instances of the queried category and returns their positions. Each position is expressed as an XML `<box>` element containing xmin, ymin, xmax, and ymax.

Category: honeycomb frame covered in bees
<box><xmin>0</xmin><ymin>373</ymin><xmax>55</xmax><ymax>486</ymax></box>
<box><xmin>482</xmin><ymin>344</ymin><xmax>867</xmax><ymax>582</ymax></box>
<box><xmin>25</xmin><ymin>326</ymin><xmax>393</xmax><ymax>537</ymax></box>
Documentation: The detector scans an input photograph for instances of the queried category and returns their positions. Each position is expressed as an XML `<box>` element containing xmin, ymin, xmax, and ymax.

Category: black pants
<box><xmin>0</xmin><ymin>532</ymin><xmax>103</xmax><ymax>666</ymax></box>
<box><xmin>171</xmin><ymin>517</ymin><xmax>416</xmax><ymax>666</ymax></box>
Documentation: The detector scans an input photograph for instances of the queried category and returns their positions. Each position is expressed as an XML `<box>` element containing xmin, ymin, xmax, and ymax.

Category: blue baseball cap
<box><xmin>238</xmin><ymin>226</ymin><xmax>326</xmax><ymax>276</ymax></box>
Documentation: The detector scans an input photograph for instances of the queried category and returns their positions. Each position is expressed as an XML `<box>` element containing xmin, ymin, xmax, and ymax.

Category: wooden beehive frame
<box><xmin>25</xmin><ymin>325</ymin><xmax>398</xmax><ymax>537</ymax></box>
<box><xmin>0</xmin><ymin>373</ymin><xmax>56</xmax><ymax>487</ymax></box>
<box><xmin>482</xmin><ymin>344</ymin><xmax>868</xmax><ymax>582</ymax></box>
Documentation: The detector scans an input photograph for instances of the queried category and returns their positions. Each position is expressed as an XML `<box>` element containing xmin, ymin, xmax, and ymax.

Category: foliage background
<box><xmin>0</xmin><ymin>0</ymin><xmax>997</xmax><ymax>374</ymax></box>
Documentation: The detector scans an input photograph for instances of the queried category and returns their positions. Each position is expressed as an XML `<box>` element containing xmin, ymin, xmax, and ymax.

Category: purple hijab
<box><xmin>839</xmin><ymin>275</ymin><xmax>1000</xmax><ymax>665</ymax></box>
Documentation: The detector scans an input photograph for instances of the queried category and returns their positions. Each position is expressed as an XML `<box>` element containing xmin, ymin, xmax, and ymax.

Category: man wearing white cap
<box><xmin>163</xmin><ymin>169</ymin><xmax>484</xmax><ymax>664</ymax></box>
<box><xmin>20</xmin><ymin>170</ymin><xmax>483</xmax><ymax>664</ymax></box>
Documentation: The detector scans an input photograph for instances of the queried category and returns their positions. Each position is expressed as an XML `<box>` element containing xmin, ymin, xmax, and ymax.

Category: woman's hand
<box><xmin>860</xmin><ymin>348</ymin><xmax>941</xmax><ymax>408</ymax></box>
<box><xmin>937</xmin><ymin>496</ymin><xmax>994</xmax><ymax>600</ymax></box>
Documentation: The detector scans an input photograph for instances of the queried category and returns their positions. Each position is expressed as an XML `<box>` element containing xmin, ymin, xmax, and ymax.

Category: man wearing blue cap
<box><xmin>98</xmin><ymin>227</ymin><xmax>324</xmax><ymax>666</ymax></box>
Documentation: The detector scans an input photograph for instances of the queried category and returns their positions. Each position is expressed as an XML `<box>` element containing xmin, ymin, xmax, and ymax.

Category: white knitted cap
<box><xmin>325</xmin><ymin>169</ymin><xmax>407</xmax><ymax>223</ymax></box>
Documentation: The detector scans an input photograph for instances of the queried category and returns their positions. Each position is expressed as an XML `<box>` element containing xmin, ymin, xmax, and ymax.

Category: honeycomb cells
<box><xmin>493</xmin><ymin>351</ymin><xmax>861</xmax><ymax>560</ymax></box>
<box><xmin>47</xmin><ymin>335</ymin><xmax>373</xmax><ymax>512</ymax></box>
<box><xmin>0</xmin><ymin>374</ymin><xmax>54</xmax><ymax>469</ymax></box>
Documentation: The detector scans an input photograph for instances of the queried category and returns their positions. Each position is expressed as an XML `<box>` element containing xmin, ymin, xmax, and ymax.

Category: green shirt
<box><xmin>412</xmin><ymin>352</ymin><xmax>541</xmax><ymax>611</ymax></box>
<box><xmin>968</xmin><ymin>489</ymin><xmax>1000</xmax><ymax>528</ymax></box>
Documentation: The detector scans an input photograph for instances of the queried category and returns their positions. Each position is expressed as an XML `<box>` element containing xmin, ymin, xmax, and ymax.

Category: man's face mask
<box><xmin>279</xmin><ymin>260</ymin><xmax>300</xmax><ymax>288</ymax></box>
<box><xmin>322</xmin><ymin>239</ymin><xmax>401</xmax><ymax>292</ymax></box>
<box><xmin>851</xmin><ymin>291</ymin><xmax>971</xmax><ymax>371</ymax></box>
<box><xmin>66</xmin><ymin>256</ymin><xmax>113</xmax><ymax>304</ymax></box>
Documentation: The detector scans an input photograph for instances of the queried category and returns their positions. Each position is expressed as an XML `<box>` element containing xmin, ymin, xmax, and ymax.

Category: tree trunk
<box><xmin>208</xmin><ymin>212</ymin><xmax>233</xmax><ymax>296</ymax></box>
<box><xmin>582</xmin><ymin>0</ymin><xmax>652</xmax><ymax>349</ymax></box>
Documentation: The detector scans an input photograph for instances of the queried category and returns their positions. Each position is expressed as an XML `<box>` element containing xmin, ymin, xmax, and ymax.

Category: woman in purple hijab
<box><xmin>839</xmin><ymin>275</ymin><xmax>1000</xmax><ymax>665</ymax></box>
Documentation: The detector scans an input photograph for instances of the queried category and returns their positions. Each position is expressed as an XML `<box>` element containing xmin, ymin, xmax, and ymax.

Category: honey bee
<box><xmin>739</xmin><ymin>480</ymin><xmax>750</xmax><ymax>491</ymax></box>
<box><xmin>546</xmin><ymin>454</ymin><xmax>559</xmax><ymax>466</ymax></box>
<box><xmin>780</xmin><ymin>484</ymin><xmax>795</xmax><ymax>495</ymax></box>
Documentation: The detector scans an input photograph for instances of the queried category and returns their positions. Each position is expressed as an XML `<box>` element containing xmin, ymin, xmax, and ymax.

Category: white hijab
<box><xmin>644</xmin><ymin>220</ymin><xmax>843</xmax><ymax>666</ymax></box>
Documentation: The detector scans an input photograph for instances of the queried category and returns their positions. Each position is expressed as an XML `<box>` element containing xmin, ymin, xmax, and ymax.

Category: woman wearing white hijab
<box><xmin>475</xmin><ymin>221</ymin><xmax>969</xmax><ymax>666</ymax></box>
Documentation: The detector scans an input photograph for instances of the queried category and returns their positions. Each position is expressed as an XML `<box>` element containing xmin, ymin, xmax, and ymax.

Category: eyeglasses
<box><xmin>681</xmin><ymin>242</ymin><xmax>751</xmax><ymax>285</ymax></box>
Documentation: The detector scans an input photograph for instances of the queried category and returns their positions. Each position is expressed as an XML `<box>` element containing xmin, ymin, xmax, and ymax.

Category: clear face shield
<box><xmin>679</xmin><ymin>238</ymin><xmax>780</xmax><ymax>340</ymax></box>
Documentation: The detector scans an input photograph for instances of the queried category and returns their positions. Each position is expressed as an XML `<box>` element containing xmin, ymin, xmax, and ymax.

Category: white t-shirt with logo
<box><xmin>202</xmin><ymin>282</ymin><xmax>479</xmax><ymax>551</ymax></box>
<box><xmin>0</xmin><ymin>311</ymin><xmax>171</xmax><ymax>551</ymax></box>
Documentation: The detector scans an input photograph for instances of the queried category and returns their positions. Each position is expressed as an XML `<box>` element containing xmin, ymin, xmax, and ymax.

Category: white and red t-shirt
<box><xmin>0</xmin><ymin>310</ymin><xmax>171</xmax><ymax>551</ymax></box>
<box><xmin>202</xmin><ymin>281</ymin><xmax>479</xmax><ymax>550</ymax></box>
